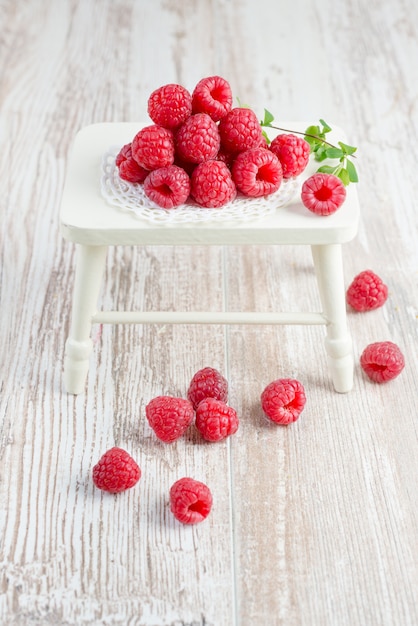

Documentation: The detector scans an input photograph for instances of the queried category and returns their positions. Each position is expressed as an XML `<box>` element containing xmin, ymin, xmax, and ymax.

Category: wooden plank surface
<box><xmin>1</xmin><ymin>0</ymin><xmax>417</xmax><ymax>624</ymax></box>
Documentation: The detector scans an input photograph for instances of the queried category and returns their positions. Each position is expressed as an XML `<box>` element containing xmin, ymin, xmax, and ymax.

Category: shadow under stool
<box><xmin>60</xmin><ymin>122</ymin><xmax>360</xmax><ymax>395</ymax></box>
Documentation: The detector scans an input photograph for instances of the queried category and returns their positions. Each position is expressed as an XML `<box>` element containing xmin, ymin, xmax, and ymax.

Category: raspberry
<box><xmin>143</xmin><ymin>165</ymin><xmax>190</xmax><ymax>209</ymax></box>
<box><xmin>115</xmin><ymin>143</ymin><xmax>148</xmax><ymax>183</ymax></box>
<box><xmin>175</xmin><ymin>113</ymin><xmax>220</xmax><ymax>164</ymax></box>
<box><xmin>131</xmin><ymin>125</ymin><xmax>175</xmax><ymax>171</ymax></box>
<box><xmin>195</xmin><ymin>398</ymin><xmax>239</xmax><ymax>442</ymax></box>
<box><xmin>173</xmin><ymin>153</ymin><xmax>197</xmax><ymax>177</ymax></box>
<box><xmin>269</xmin><ymin>133</ymin><xmax>310</xmax><ymax>179</ymax></box>
<box><xmin>232</xmin><ymin>148</ymin><xmax>283</xmax><ymax>197</ymax></box>
<box><xmin>170</xmin><ymin>477</ymin><xmax>213</xmax><ymax>525</ymax></box>
<box><xmin>191</xmin><ymin>160</ymin><xmax>236</xmax><ymax>208</ymax></box>
<box><xmin>145</xmin><ymin>396</ymin><xmax>194</xmax><ymax>443</ymax></box>
<box><xmin>215</xmin><ymin>147</ymin><xmax>235</xmax><ymax>170</ymax></box>
<box><xmin>92</xmin><ymin>447</ymin><xmax>141</xmax><ymax>493</ymax></box>
<box><xmin>147</xmin><ymin>83</ymin><xmax>192</xmax><ymax>130</ymax></box>
<box><xmin>346</xmin><ymin>270</ymin><xmax>389</xmax><ymax>312</ymax></box>
<box><xmin>187</xmin><ymin>366</ymin><xmax>228</xmax><ymax>409</ymax></box>
<box><xmin>261</xmin><ymin>378</ymin><xmax>306</xmax><ymax>425</ymax></box>
<box><xmin>191</xmin><ymin>75</ymin><xmax>233</xmax><ymax>122</ymax></box>
<box><xmin>301</xmin><ymin>173</ymin><xmax>346</xmax><ymax>215</ymax></box>
<box><xmin>360</xmin><ymin>341</ymin><xmax>405</xmax><ymax>383</ymax></box>
<box><xmin>219</xmin><ymin>107</ymin><xmax>263</xmax><ymax>154</ymax></box>
<box><xmin>258</xmin><ymin>134</ymin><xmax>269</xmax><ymax>149</ymax></box>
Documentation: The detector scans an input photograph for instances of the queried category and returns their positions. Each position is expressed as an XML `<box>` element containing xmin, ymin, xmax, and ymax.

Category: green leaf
<box><xmin>317</xmin><ymin>165</ymin><xmax>336</xmax><ymax>174</ymax></box>
<box><xmin>305</xmin><ymin>124</ymin><xmax>320</xmax><ymax>137</ymax></box>
<box><xmin>262</xmin><ymin>108</ymin><xmax>275</xmax><ymax>126</ymax></box>
<box><xmin>319</xmin><ymin>119</ymin><xmax>332</xmax><ymax>133</ymax></box>
<box><xmin>314</xmin><ymin>146</ymin><xmax>328</xmax><ymax>162</ymax></box>
<box><xmin>304</xmin><ymin>136</ymin><xmax>319</xmax><ymax>150</ymax></box>
<box><xmin>337</xmin><ymin>168</ymin><xmax>350</xmax><ymax>186</ymax></box>
<box><xmin>346</xmin><ymin>159</ymin><xmax>359</xmax><ymax>182</ymax></box>
<box><xmin>325</xmin><ymin>147</ymin><xmax>344</xmax><ymax>159</ymax></box>
<box><xmin>261</xmin><ymin>129</ymin><xmax>271</xmax><ymax>145</ymax></box>
<box><xmin>304</xmin><ymin>126</ymin><xmax>321</xmax><ymax>146</ymax></box>
<box><xmin>338</xmin><ymin>141</ymin><xmax>357</xmax><ymax>156</ymax></box>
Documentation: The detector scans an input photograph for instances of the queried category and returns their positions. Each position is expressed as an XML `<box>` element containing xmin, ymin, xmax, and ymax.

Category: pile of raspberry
<box><xmin>92</xmin><ymin>367</ymin><xmax>309</xmax><ymax>525</ymax></box>
<box><xmin>115</xmin><ymin>76</ymin><xmax>311</xmax><ymax>209</ymax></box>
<box><xmin>92</xmin><ymin>317</ymin><xmax>406</xmax><ymax>525</ymax></box>
<box><xmin>145</xmin><ymin>366</ymin><xmax>238</xmax><ymax>444</ymax></box>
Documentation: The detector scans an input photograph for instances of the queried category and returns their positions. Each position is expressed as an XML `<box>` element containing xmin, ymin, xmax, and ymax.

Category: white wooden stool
<box><xmin>60</xmin><ymin>122</ymin><xmax>360</xmax><ymax>395</ymax></box>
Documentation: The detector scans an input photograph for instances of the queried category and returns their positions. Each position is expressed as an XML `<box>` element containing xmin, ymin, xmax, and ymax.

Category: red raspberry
<box><xmin>191</xmin><ymin>75</ymin><xmax>233</xmax><ymax>122</ymax></box>
<box><xmin>215</xmin><ymin>147</ymin><xmax>235</xmax><ymax>170</ymax></box>
<box><xmin>191</xmin><ymin>160</ymin><xmax>236</xmax><ymax>208</ymax></box>
<box><xmin>219</xmin><ymin>107</ymin><xmax>263</xmax><ymax>154</ymax></box>
<box><xmin>360</xmin><ymin>341</ymin><xmax>405</xmax><ymax>383</ymax></box>
<box><xmin>131</xmin><ymin>125</ymin><xmax>175</xmax><ymax>171</ymax></box>
<box><xmin>346</xmin><ymin>270</ymin><xmax>389</xmax><ymax>312</ymax></box>
<box><xmin>269</xmin><ymin>133</ymin><xmax>310</xmax><ymax>179</ymax></box>
<box><xmin>92</xmin><ymin>447</ymin><xmax>141</xmax><ymax>493</ymax></box>
<box><xmin>175</xmin><ymin>113</ymin><xmax>220</xmax><ymax>164</ymax></box>
<box><xmin>258</xmin><ymin>134</ymin><xmax>269</xmax><ymax>149</ymax></box>
<box><xmin>195</xmin><ymin>398</ymin><xmax>239</xmax><ymax>442</ymax></box>
<box><xmin>115</xmin><ymin>143</ymin><xmax>148</xmax><ymax>183</ymax></box>
<box><xmin>147</xmin><ymin>83</ymin><xmax>192</xmax><ymax>130</ymax></box>
<box><xmin>187</xmin><ymin>366</ymin><xmax>228</xmax><ymax>409</ymax></box>
<box><xmin>143</xmin><ymin>165</ymin><xmax>191</xmax><ymax>209</ymax></box>
<box><xmin>145</xmin><ymin>396</ymin><xmax>194</xmax><ymax>443</ymax></box>
<box><xmin>173</xmin><ymin>153</ymin><xmax>197</xmax><ymax>177</ymax></box>
<box><xmin>301</xmin><ymin>173</ymin><xmax>346</xmax><ymax>215</ymax></box>
<box><xmin>232</xmin><ymin>148</ymin><xmax>283</xmax><ymax>197</ymax></box>
<box><xmin>170</xmin><ymin>477</ymin><xmax>213</xmax><ymax>525</ymax></box>
<box><xmin>261</xmin><ymin>378</ymin><xmax>306</xmax><ymax>425</ymax></box>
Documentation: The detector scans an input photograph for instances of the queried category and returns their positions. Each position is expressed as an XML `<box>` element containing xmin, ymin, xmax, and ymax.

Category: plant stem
<box><xmin>266</xmin><ymin>124</ymin><xmax>336</xmax><ymax>148</ymax></box>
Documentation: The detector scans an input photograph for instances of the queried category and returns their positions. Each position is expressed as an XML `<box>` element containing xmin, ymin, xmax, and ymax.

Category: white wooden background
<box><xmin>1</xmin><ymin>1</ymin><xmax>417</xmax><ymax>624</ymax></box>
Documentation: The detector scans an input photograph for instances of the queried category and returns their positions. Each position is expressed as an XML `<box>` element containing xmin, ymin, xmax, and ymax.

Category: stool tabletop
<box><xmin>60</xmin><ymin>122</ymin><xmax>360</xmax><ymax>246</ymax></box>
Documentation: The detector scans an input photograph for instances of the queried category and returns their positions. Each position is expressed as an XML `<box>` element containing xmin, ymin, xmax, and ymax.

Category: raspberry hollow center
<box><xmin>210</xmin><ymin>86</ymin><xmax>224</xmax><ymax>101</ymax></box>
<box><xmin>368</xmin><ymin>363</ymin><xmax>387</xmax><ymax>372</ymax></box>
<box><xmin>155</xmin><ymin>183</ymin><xmax>172</xmax><ymax>196</ymax></box>
<box><xmin>189</xmin><ymin>500</ymin><xmax>207</xmax><ymax>514</ymax></box>
<box><xmin>315</xmin><ymin>185</ymin><xmax>333</xmax><ymax>201</ymax></box>
<box><xmin>256</xmin><ymin>164</ymin><xmax>275</xmax><ymax>181</ymax></box>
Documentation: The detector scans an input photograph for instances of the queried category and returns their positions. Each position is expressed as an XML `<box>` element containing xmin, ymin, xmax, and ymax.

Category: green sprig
<box><xmin>260</xmin><ymin>111</ymin><xmax>358</xmax><ymax>185</ymax></box>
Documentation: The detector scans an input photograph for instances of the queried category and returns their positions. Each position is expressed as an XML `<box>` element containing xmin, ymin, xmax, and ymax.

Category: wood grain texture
<box><xmin>1</xmin><ymin>0</ymin><xmax>417</xmax><ymax>624</ymax></box>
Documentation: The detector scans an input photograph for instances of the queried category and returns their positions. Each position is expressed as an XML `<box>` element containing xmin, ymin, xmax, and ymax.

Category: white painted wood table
<box><xmin>61</xmin><ymin>122</ymin><xmax>359</xmax><ymax>396</ymax></box>
<box><xmin>1</xmin><ymin>1</ymin><xmax>418</xmax><ymax>625</ymax></box>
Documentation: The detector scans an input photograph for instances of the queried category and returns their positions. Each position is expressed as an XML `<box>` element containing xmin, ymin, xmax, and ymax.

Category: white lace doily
<box><xmin>100</xmin><ymin>146</ymin><xmax>299</xmax><ymax>224</ymax></box>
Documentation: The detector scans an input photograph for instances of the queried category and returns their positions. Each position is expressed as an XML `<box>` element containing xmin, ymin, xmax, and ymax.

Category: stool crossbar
<box><xmin>60</xmin><ymin>123</ymin><xmax>360</xmax><ymax>395</ymax></box>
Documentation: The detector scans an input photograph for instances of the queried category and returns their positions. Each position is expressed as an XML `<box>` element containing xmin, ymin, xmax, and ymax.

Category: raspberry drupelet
<box><xmin>346</xmin><ymin>270</ymin><xmax>388</xmax><ymax>312</ymax></box>
<box><xmin>92</xmin><ymin>447</ymin><xmax>141</xmax><ymax>493</ymax></box>
<box><xmin>170</xmin><ymin>477</ymin><xmax>213</xmax><ymax>524</ymax></box>
<box><xmin>219</xmin><ymin>107</ymin><xmax>263</xmax><ymax>154</ymax></box>
<box><xmin>145</xmin><ymin>396</ymin><xmax>194</xmax><ymax>443</ymax></box>
<box><xmin>131</xmin><ymin>125</ymin><xmax>175</xmax><ymax>171</ymax></box>
<box><xmin>195</xmin><ymin>398</ymin><xmax>239</xmax><ymax>442</ymax></box>
<box><xmin>301</xmin><ymin>173</ymin><xmax>346</xmax><ymax>215</ymax></box>
<box><xmin>115</xmin><ymin>143</ymin><xmax>148</xmax><ymax>183</ymax></box>
<box><xmin>261</xmin><ymin>378</ymin><xmax>306</xmax><ymax>425</ymax></box>
<box><xmin>175</xmin><ymin>113</ymin><xmax>220</xmax><ymax>164</ymax></box>
<box><xmin>191</xmin><ymin>160</ymin><xmax>236</xmax><ymax>208</ymax></box>
<box><xmin>232</xmin><ymin>147</ymin><xmax>283</xmax><ymax>197</ymax></box>
<box><xmin>360</xmin><ymin>341</ymin><xmax>405</xmax><ymax>383</ymax></box>
<box><xmin>187</xmin><ymin>366</ymin><xmax>228</xmax><ymax>410</ymax></box>
<box><xmin>143</xmin><ymin>165</ymin><xmax>191</xmax><ymax>209</ymax></box>
<box><xmin>147</xmin><ymin>83</ymin><xmax>192</xmax><ymax>130</ymax></box>
<box><xmin>191</xmin><ymin>75</ymin><xmax>233</xmax><ymax>122</ymax></box>
<box><xmin>269</xmin><ymin>133</ymin><xmax>310</xmax><ymax>179</ymax></box>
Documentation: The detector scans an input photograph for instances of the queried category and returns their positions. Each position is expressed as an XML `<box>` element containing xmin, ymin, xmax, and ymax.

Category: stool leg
<box><xmin>311</xmin><ymin>244</ymin><xmax>353</xmax><ymax>393</ymax></box>
<box><xmin>64</xmin><ymin>244</ymin><xmax>108</xmax><ymax>394</ymax></box>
